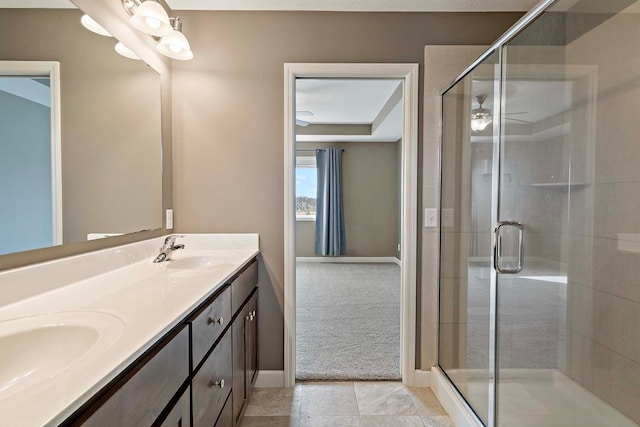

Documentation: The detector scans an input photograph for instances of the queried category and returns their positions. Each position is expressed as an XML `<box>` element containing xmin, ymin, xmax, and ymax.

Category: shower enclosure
<box><xmin>438</xmin><ymin>0</ymin><xmax>640</xmax><ymax>425</ymax></box>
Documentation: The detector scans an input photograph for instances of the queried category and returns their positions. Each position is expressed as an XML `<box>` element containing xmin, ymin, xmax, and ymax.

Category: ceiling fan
<box><xmin>296</xmin><ymin>110</ymin><xmax>313</xmax><ymax>127</ymax></box>
<box><xmin>471</xmin><ymin>95</ymin><xmax>531</xmax><ymax>132</ymax></box>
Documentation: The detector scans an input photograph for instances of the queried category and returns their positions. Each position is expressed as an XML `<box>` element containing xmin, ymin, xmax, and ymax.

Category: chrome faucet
<box><xmin>153</xmin><ymin>235</ymin><xmax>185</xmax><ymax>263</ymax></box>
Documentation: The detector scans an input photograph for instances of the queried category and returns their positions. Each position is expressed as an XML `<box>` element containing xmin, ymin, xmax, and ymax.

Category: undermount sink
<box><xmin>0</xmin><ymin>311</ymin><xmax>123</xmax><ymax>400</ymax></box>
<box><xmin>166</xmin><ymin>256</ymin><xmax>229</xmax><ymax>270</ymax></box>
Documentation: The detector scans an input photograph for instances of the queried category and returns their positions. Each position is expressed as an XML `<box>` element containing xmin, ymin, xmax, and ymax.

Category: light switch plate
<box><xmin>425</xmin><ymin>208</ymin><xmax>438</xmax><ymax>228</ymax></box>
<box><xmin>166</xmin><ymin>209</ymin><xmax>174</xmax><ymax>229</ymax></box>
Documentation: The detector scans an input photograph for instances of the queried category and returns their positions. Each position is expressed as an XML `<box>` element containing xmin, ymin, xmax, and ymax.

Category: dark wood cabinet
<box><xmin>232</xmin><ymin>290</ymin><xmax>259</xmax><ymax>425</ymax></box>
<box><xmin>71</xmin><ymin>327</ymin><xmax>190</xmax><ymax>427</ymax></box>
<box><xmin>160</xmin><ymin>387</ymin><xmax>190</xmax><ymax>427</ymax></box>
<box><xmin>244</xmin><ymin>293</ymin><xmax>258</xmax><ymax>403</ymax></box>
<box><xmin>64</xmin><ymin>257</ymin><xmax>258</xmax><ymax>427</ymax></box>
<box><xmin>192</xmin><ymin>330</ymin><xmax>233</xmax><ymax>427</ymax></box>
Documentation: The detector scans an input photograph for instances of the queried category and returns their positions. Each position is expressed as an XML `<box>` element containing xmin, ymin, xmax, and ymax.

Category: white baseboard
<box><xmin>255</xmin><ymin>370</ymin><xmax>285</xmax><ymax>388</ymax></box>
<box><xmin>296</xmin><ymin>257</ymin><xmax>400</xmax><ymax>264</ymax></box>
<box><xmin>431</xmin><ymin>366</ymin><xmax>483</xmax><ymax>427</ymax></box>
<box><xmin>413</xmin><ymin>369</ymin><xmax>432</xmax><ymax>386</ymax></box>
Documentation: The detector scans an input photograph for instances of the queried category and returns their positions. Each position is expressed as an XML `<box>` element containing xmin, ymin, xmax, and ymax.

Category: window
<box><xmin>296</xmin><ymin>155</ymin><xmax>317</xmax><ymax>221</ymax></box>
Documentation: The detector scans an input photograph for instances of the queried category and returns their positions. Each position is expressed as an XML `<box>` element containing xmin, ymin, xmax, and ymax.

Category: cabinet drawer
<box><xmin>192</xmin><ymin>329</ymin><xmax>233</xmax><ymax>427</ymax></box>
<box><xmin>159</xmin><ymin>386</ymin><xmax>190</xmax><ymax>427</ymax></box>
<box><xmin>82</xmin><ymin>327</ymin><xmax>189</xmax><ymax>427</ymax></box>
<box><xmin>192</xmin><ymin>285</ymin><xmax>231</xmax><ymax>368</ymax></box>
<box><xmin>215</xmin><ymin>392</ymin><xmax>233</xmax><ymax>427</ymax></box>
<box><xmin>231</xmin><ymin>260</ymin><xmax>258</xmax><ymax>314</ymax></box>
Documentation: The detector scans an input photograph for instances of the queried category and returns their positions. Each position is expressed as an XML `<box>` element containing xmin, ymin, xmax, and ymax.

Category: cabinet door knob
<box><xmin>209</xmin><ymin>379</ymin><xmax>225</xmax><ymax>389</ymax></box>
<box><xmin>207</xmin><ymin>316</ymin><xmax>224</xmax><ymax>326</ymax></box>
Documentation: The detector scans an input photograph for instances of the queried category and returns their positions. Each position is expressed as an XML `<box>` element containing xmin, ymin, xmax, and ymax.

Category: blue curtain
<box><xmin>315</xmin><ymin>148</ymin><xmax>346</xmax><ymax>256</ymax></box>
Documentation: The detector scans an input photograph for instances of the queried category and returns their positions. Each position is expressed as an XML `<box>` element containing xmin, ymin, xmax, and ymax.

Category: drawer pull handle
<box><xmin>209</xmin><ymin>379</ymin><xmax>225</xmax><ymax>389</ymax></box>
<box><xmin>207</xmin><ymin>316</ymin><xmax>224</xmax><ymax>326</ymax></box>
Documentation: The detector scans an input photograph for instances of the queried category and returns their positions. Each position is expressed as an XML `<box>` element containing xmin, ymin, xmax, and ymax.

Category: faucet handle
<box><xmin>163</xmin><ymin>234</ymin><xmax>185</xmax><ymax>245</ymax></box>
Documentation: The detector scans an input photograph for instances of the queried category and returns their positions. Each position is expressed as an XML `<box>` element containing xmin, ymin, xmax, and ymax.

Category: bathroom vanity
<box><xmin>0</xmin><ymin>234</ymin><xmax>259</xmax><ymax>427</ymax></box>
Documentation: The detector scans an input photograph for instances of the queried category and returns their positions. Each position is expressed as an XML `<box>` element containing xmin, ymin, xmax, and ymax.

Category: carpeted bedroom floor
<box><xmin>295</xmin><ymin>262</ymin><xmax>401</xmax><ymax>381</ymax></box>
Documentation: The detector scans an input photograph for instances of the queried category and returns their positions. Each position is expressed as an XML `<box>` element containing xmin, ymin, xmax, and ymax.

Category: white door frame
<box><xmin>283</xmin><ymin>63</ymin><xmax>419</xmax><ymax>387</ymax></box>
<box><xmin>0</xmin><ymin>61</ymin><xmax>62</xmax><ymax>245</ymax></box>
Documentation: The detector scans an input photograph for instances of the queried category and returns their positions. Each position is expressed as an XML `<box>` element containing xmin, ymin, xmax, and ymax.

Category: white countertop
<box><xmin>0</xmin><ymin>234</ymin><xmax>259</xmax><ymax>426</ymax></box>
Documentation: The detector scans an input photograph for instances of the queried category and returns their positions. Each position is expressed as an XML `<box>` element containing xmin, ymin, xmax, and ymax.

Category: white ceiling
<box><xmin>296</xmin><ymin>79</ymin><xmax>403</xmax><ymax>142</ymax></box>
<box><xmin>0</xmin><ymin>0</ymin><xmax>74</xmax><ymax>7</ymax></box>
<box><xmin>166</xmin><ymin>0</ymin><xmax>537</xmax><ymax>11</ymax></box>
<box><xmin>297</xmin><ymin>79</ymin><xmax>400</xmax><ymax>124</ymax></box>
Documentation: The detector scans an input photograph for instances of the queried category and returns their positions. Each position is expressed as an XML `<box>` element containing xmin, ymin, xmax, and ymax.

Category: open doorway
<box><xmin>0</xmin><ymin>61</ymin><xmax>61</xmax><ymax>255</ymax></box>
<box><xmin>295</xmin><ymin>78</ymin><xmax>403</xmax><ymax>380</ymax></box>
<box><xmin>284</xmin><ymin>63</ymin><xmax>418</xmax><ymax>387</ymax></box>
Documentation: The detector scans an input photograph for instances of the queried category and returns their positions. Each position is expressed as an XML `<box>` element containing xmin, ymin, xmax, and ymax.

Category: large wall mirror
<box><xmin>0</xmin><ymin>1</ymin><xmax>163</xmax><ymax>257</ymax></box>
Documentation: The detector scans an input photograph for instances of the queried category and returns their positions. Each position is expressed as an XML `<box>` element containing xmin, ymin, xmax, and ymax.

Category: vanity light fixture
<box><xmin>129</xmin><ymin>0</ymin><xmax>172</xmax><ymax>37</ymax></box>
<box><xmin>115</xmin><ymin>42</ymin><xmax>142</xmax><ymax>60</ymax></box>
<box><xmin>122</xmin><ymin>0</ymin><xmax>194</xmax><ymax>60</ymax></box>
<box><xmin>156</xmin><ymin>18</ymin><xmax>194</xmax><ymax>61</ymax></box>
<box><xmin>81</xmin><ymin>14</ymin><xmax>113</xmax><ymax>37</ymax></box>
<box><xmin>471</xmin><ymin>94</ymin><xmax>492</xmax><ymax>132</ymax></box>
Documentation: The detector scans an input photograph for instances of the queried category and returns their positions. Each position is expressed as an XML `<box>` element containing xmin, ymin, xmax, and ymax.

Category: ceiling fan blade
<box><xmin>505</xmin><ymin>117</ymin><xmax>533</xmax><ymax>124</ymax></box>
<box><xmin>296</xmin><ymin>119</ymin><xmax>310</xmax><ymax>127</ymax></box>
<box><xmin>296</xmin><ymin>111</ymin><xmax>314</xmax><ymax>117</ymax></box>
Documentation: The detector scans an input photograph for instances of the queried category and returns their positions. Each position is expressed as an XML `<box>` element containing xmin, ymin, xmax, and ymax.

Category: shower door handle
<box><xmin>493</xmin><ymin>221</ymin><xmax>524</xmax><ymax>274</ymax></box>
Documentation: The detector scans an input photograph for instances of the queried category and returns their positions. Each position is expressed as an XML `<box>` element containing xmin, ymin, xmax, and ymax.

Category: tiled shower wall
<box><xmin>563</xmin><ymin>10</ymin><xmax>640</xmax><ymax>423</ymax></box>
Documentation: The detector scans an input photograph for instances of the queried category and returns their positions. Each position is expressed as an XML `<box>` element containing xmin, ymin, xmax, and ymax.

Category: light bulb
<box><xmin>145</xmin><ymin>16</ymin><xmax>161</xmax><ymax>29</ymax></box>
<box><xmin>130</xmin><ymin>1</ymin><xmax>172</xmax><ymax>37</ymax></box>
<box><xmin>157</xmin><ymin>29</ymin><xmax>193</xmax><ymax>60</ymax></box>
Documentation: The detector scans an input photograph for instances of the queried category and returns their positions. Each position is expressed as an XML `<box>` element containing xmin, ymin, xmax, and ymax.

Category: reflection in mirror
<box><xmin>0</xmin><ymin>2</ymin><xmax>163</xmax><ymax>256</ymax></box>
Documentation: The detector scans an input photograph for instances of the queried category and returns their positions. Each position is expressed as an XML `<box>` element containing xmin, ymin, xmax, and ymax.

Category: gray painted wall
<box><xmin>171</xmin><ymin>11</ymin><xmax>522</xmax><ymax>370</ymax></box>
<box><xmin>0</xmin><ymin>89</ymin><xmax>52</xmax><ymax>254</ymax></box>
<box><xmin>295</xmin><ymin>141</ymin><xmax>400</xmax><ymax>258</ymax></box>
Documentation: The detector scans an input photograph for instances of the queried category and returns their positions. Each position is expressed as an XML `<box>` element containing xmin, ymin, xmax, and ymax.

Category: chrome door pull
<box><xmin>493</xmin><ymin>221</ymin><xmax>524</xmax><ymax>274</ymax></box>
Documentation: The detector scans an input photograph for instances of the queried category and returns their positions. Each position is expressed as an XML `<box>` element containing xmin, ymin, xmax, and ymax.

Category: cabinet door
<box><xmin>192</xmin><ymin>330</ymin><xmax>233</xmax><ymax>427</ymax></box>
<box><xmin>232</xmin><ymin>303</ymin><xmax>248</xmax><ymax>425</ymax></box>
<box><xmin>244</xmin><ymin>292</ymin><xmax>258</xmax><ymax>398</ymax></box>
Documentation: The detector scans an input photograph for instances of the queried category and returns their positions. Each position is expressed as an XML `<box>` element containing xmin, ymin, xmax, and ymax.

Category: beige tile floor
<box><xmin>241</xmin><ymin>382</ymin><xmax>454</xmax><ymax>427</ymax></box>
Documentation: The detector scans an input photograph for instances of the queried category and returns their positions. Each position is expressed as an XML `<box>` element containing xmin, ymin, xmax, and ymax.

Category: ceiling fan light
<box><xmin>157</xmin><ymin>29</ymin><xmax>194</xmax><ymax>60</ymax></box>
<box><xmin>130</xmin><ymin>1</ymin><xmax>172</xmax><ymax>36</ymax></box>
<box><xmin>81</xmin><ymin>14</ymin><xmax>112</xmax><ymax>37</ymax></box>
<box><xmin>471</xmin><ymin>117</ymin><xmax>492</xmax><ymax>132</ymax></box>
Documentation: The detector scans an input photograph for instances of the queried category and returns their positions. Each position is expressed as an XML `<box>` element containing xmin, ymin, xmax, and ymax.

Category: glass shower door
<box><xmin>439</xmin><ymin>51</ymin><xmax>500</xmax><ymax>426</ymax></box>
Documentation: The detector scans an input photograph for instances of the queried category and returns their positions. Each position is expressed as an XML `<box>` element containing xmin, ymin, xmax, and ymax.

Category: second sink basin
<box><xmin>0</xmin><ymin>311</ymin><xmax>123</xmax><ymax>400</ymax></box>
